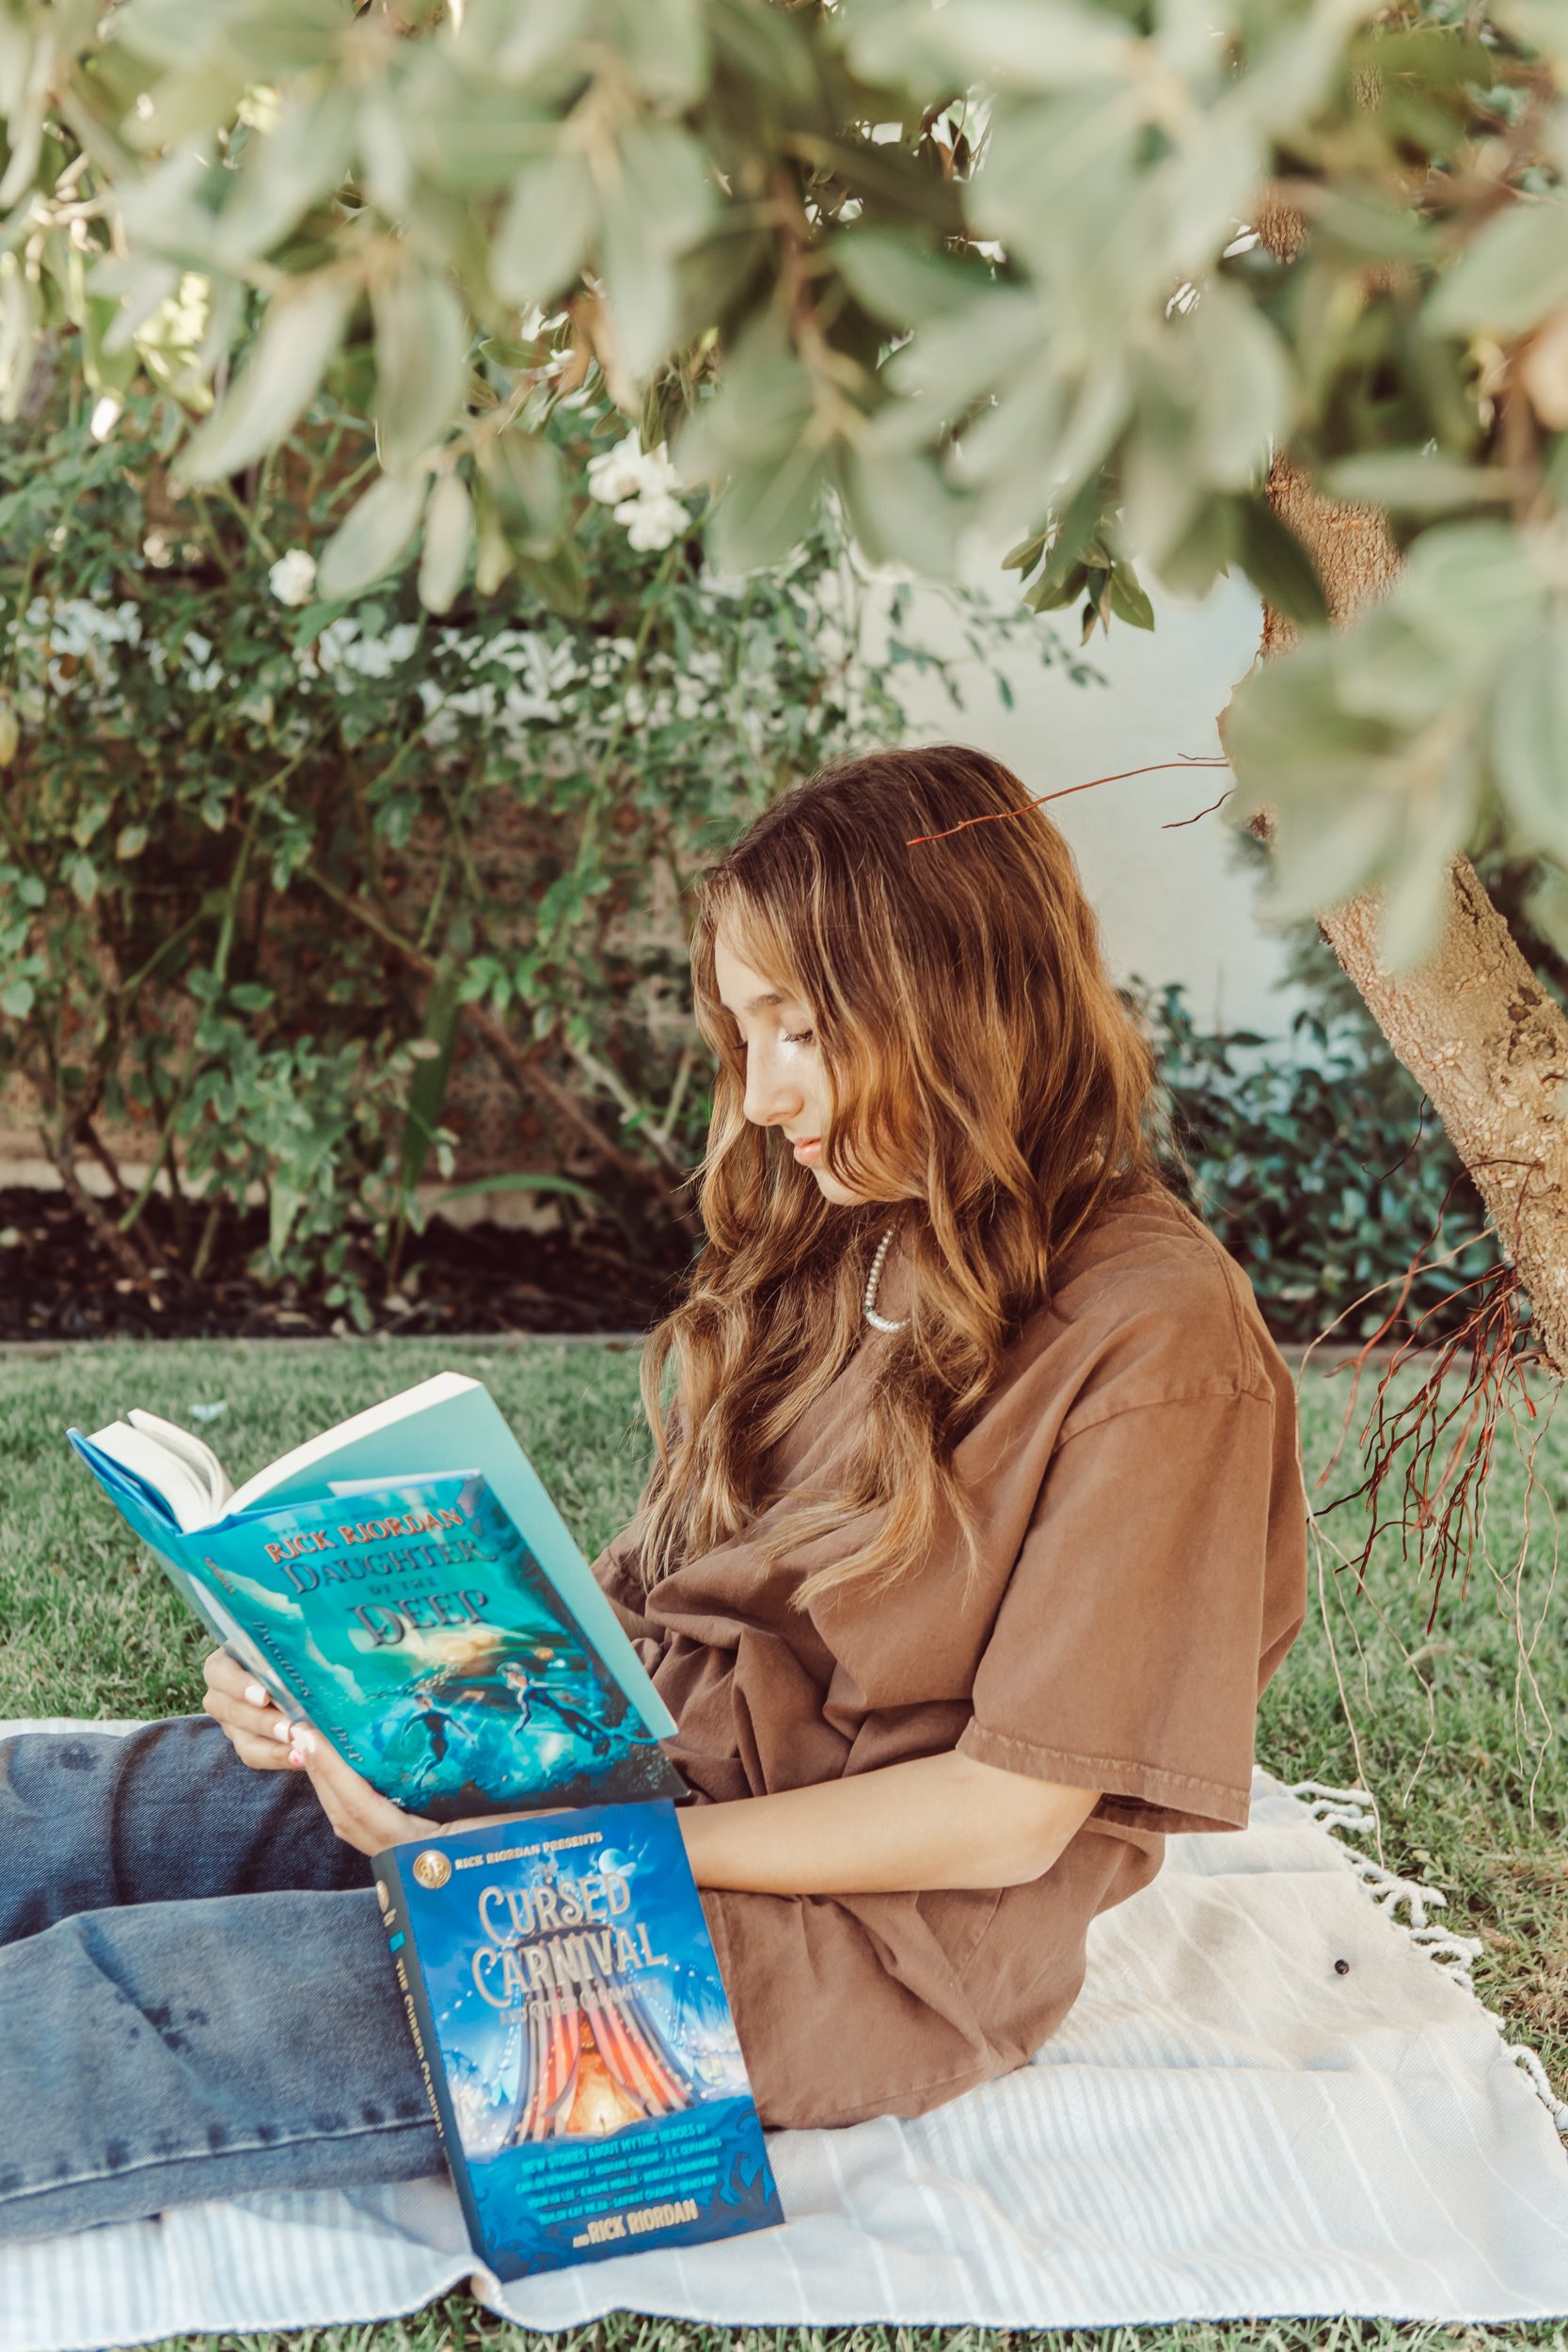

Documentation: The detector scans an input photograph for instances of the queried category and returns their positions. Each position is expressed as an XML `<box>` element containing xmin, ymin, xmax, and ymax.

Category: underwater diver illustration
<box><xmin>500</xmin><ymin>1660</ymin><xmax>612</xmax><ymax>1756</ymax></box>
<box><xmin>403</xmin><ymin>1693</ymin><xmax>457</xmax><ymax>1792</ymax></box>
<box><xmin>392</xmin><ymin>1655</ymin><xmax>615</xmax><ymax>1802</ymax></box>
<box><xmin>397</xmin><ymin>1685</ymin><xmax>478</xmax><ymax>1803</ymax></box>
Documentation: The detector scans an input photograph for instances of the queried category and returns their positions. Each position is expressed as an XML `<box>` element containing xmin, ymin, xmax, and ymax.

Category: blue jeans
<box><xmin>0</xmin><ymin>1716</ymin><xmax>445</xmax><ymax>2245</ymax></box>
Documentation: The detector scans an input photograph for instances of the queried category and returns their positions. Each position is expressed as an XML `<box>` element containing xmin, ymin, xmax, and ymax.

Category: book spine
<box><xmin>124</xmin><ymin>1525</ymin><xmax>303</xmax><ymax>1722</ymax></box>
<box><xmin>184</xmin><ymin>1541</ymin><xmax>361</xmax><ymax>1758</ymax></box>
<box><xmin>372</xmin><ymin>1852</ymin><xmax>491</xmax><ymax>2266</ymax></box>
<box><xmin>205</xmin><ymin>1604</ymin><xmax>312</xmax><ymax>1727</ymax></box>
<box><xmin>145</xmin><ymin>1536</ymin><xmax>242</xmax><ymax>1653</ymax></box>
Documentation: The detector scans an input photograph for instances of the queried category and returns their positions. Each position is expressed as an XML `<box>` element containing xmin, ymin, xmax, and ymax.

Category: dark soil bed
<box><xmin>0</xmin><ymin>1185</ymin><xmax>1466</xmax><ymax>1360</ymax></box>
<box><xmin>0</xmin><ymin>1186</ymin><xmax>691</xmax><ymax>1343</ymax></box>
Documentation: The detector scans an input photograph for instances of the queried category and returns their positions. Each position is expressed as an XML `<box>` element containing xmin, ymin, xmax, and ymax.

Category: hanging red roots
<box><xmin>1310</xmin><ymin>1168</ymin><xmax>1542</xmax><ymax>1633</ymax></box>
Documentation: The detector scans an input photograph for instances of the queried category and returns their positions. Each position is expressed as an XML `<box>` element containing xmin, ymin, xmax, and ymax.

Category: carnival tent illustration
<box><xmin>499</xmin><ymin>1958</ymin><xmax>698</xmax><ymax>2143</ymax></box>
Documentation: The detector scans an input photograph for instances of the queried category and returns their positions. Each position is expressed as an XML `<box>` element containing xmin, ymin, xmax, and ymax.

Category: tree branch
<box><xmin>302</xmin><ymin>868</ymin><xmax>704</xmax><ymax>1242</ymax></box>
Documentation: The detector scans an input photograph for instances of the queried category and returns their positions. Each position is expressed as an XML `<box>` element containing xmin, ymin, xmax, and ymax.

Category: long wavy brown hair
<box><xmin>629</xmin><ymin>743</ymin><xmax>1162</xmax><ymax>1609</ymax></box>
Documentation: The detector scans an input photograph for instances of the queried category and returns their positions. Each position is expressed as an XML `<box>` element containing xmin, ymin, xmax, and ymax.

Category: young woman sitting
<box><xmin>0</xmin><ymin>743</ymin><xmax>1306</xmax><ymax>2238</ymax></box>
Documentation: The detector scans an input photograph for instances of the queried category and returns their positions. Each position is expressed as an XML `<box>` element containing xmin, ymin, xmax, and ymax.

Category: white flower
<box><xmin>436</xmin><ymin>681</ymin><xmax>499</xmax><ymax>722</ymax></box>
<box><xmin>587</xmin><ymin>432</ymin><xmax>690</xmax><ymax>548</ymax></box>
<box><xmin>314</xmin><ymin>618</ymin><xmax>420</xmax><ymax>681</ymax></box>
<box><xmin>33</xmin><ymin>597</ymin><xmax>142</xmax><ymax>658</ymax></box>
<box><xmin>268</xmin><ymin>549</ymin><xmax>318</xmax><ymax>607</ymax></box>
<box><xmin>639</xmin><ymin>443</ymin><xmax>681</xmax><ymax>497</ymax></box>
<box><xmin>587</xmin><ymin>431</ymin><xmax>683</xmax><ymax>507</ymax></box>
<box><xmin>586</xmin><ymin>432</ymin><xmax>651</xmax><ymax>505</ymax></box>
<box><xmin>315</xmin><ymin>617</ymin><xmax>359</xmax><ymax>671</ymax></box>
<box><xmin>518</xmin><ymin>304</ymin><xmax>568</xmax><ymax>342</ymax></box>
<box><xmin>180</xmin><ymin>629</ymin><xmax>225</xmax><ymax>690</ymax></box>
<box><xmin>377</xmin><ymin>621</ymin><xmax>421</xmax><ymax>671</ymax></box>
<box><xmin>617</xmin><ymin>490</ymin><xmax>688</xmax><ymax>552</ymax></box>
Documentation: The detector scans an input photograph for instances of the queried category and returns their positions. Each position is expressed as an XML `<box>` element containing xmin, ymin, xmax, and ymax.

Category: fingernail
<box><xmin>293</xmin><ymin>1727</ymin><xmax>318</xmax><ymax>1758</ymax></box>
<box><xmin>271</xmin><ymin>1719</ymin><xmax>292</xmax><ymax>1744</ymax></box>
<box><xmin>288</xmin><ymin>1748</ymin><xmax>305</xmax><ymax>1767</ymax></box>
<box><xmin>244</xmin><ymin>1682</ymin><xmax>268</xmax><ymax>1707</ymax></box>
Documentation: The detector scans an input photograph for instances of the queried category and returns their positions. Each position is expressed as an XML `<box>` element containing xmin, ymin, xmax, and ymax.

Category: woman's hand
<box><xmin>200</xmin><ymin>1648</ymin><xmax>438</xmax><ymax>1858</ymax></box>
<box><xmin>293</xmin><ymin>1731</ymin><xmax>441</xmax><ymax>1859</ymax></box>
<box><xmin>201</xmin><ymin>1648</ymin><xmax>298</xmax><ymax>1772</ymax></box>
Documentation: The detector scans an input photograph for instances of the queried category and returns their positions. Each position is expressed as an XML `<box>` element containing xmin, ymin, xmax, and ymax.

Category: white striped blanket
<box><xmin>1</xmin><ymin>1729</ymin><xmax>1565</xmax><ymax>2350</ymax></box>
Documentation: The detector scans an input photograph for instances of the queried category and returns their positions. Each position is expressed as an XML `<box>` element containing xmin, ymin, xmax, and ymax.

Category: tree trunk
<box><xmin>1243</xmin><ymin>244</ymin><xmax>1568</xmax><ymax>1375</ymax></box>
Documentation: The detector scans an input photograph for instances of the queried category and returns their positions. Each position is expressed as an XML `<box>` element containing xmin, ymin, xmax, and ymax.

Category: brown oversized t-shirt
<box><xmin>589</xmin><ymin>1178</ymin><xmax>1307</xmax><ymax>2130</ymax></box>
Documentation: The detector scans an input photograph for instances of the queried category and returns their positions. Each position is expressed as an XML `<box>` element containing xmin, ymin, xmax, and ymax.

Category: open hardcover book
<box><xmin>68</xmin><ymin>1372</ymin><xmax>686</xmax><ymax>1822</ymax></box>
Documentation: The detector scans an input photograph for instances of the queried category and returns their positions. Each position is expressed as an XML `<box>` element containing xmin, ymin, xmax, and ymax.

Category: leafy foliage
<box><xmin>1</xmin><ymin>1</ymin><xmax>1565</xmax><ymax>961</ymax></box>
<box><xmin>1145</xmin><ymin>980</ymin><xmax>1497</xmax><ymax>1344</ymax></box>
<box><xmin>0</xmin><ymin>378</ymin><xmax>1052</xmax><ymax>1315</ymax></box>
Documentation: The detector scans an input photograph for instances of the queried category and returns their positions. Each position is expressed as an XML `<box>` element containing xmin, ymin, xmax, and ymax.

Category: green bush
<box><xmin>0</xmin><ymin>380</ymin><xmax>1059</xmax><ymax>1318</ymax></box>
<box><xmin>1146</xmin><ymin>980</ymin><xmax>1497</xmax><ymax>1345</ymax></box>
<box><xmin>9</xmin><ymin>372</ymin><xmax>1504</xmax><ymax>1352</ymax></box>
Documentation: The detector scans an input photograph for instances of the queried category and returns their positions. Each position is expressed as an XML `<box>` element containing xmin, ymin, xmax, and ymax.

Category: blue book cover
<box><xmin>373</xmin><ymin>1802</ymin><xmax>784</xmax><ymax>2279</ymax></box>
<box><xmin>66</xmin><ymin>1374</ymin><xmax>682</xmax><ymax>1820</ymax></box>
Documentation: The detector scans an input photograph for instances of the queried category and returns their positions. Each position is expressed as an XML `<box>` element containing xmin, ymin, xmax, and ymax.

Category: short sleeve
<box><xmin>955</xmin><ymin>1382</ymin><xmax>1303</xmax><ymax>1835</ymax></box>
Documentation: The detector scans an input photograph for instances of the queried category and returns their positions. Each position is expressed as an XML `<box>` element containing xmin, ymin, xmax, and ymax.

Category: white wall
<box><xmin>874</xmin><ymin>562</ymin><xmax>1307</xmax><ymax>1046</ymax></box>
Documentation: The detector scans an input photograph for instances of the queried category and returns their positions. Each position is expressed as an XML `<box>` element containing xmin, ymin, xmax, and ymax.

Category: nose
<box><xmin>742</xmin><ymin>1041</ymin><xmax>808</xmax><ymax>1135</ymax></box>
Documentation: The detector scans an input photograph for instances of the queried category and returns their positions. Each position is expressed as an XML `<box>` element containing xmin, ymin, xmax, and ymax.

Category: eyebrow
<box><xmin>717</xmin><ymin>990</ymin><xmax>792</xmax><ymax>1015</ymax></box>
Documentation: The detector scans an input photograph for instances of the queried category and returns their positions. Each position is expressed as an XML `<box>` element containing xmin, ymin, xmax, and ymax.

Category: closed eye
<box><xmin>721</xmin><ymin>1017</ymin><xmax>817</xmax><ymax>1051</ymax></box>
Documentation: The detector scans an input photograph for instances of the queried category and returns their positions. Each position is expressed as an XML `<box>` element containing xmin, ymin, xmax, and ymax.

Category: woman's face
<box><xmin>712</xmin><ymin>930</ymin><xmax>864</xmax><ymax>1205</ymax></box>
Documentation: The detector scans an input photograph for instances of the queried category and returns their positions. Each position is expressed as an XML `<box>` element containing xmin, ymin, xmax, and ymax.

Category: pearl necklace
<box><xmin>863</xmin><ymin>1224</ymin><xmax>907</xmax><ymax>1331</ymax></box>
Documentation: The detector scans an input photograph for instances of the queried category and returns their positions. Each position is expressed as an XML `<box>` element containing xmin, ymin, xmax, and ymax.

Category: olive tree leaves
<box><xmin>22</xmin><ymin>0</ymin><xmax>730</xmax><ymax>613</ymax></box>
<box><xmin>2</xmin><ymin>0</ymin><xmax>1568</xmax><ymax>954</ymax></box>
<box><xmin>176</xmin><ymin>275</ymin><xmax>355</xmax><ymax>486</ymax></box>
<box><xmin>1227</xmin><ymin>524</ymin><xmax>1567</xmax><ymax>971</ymax></box>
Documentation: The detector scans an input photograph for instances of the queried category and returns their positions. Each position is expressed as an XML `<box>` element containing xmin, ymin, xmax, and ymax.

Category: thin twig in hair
<box><xmin>905</xmin><ymin>756</ymin><xmax>1230</xmax><ymax>844</ymax></box>
<box><xmin>1161</xmin><ymin>789</ymin><xmax>1234</xmax><ymax>829</ymax></box>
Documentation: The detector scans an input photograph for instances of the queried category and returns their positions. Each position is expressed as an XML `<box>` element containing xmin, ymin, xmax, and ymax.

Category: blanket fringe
<box><xmin>1286</xmin><ymin>1778</ymin><xmax>1568</xmax><ymax>2139</ymax></box>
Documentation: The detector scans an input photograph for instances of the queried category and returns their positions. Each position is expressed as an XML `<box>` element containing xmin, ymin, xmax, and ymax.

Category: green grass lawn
<box><xmin>1</xmin><ymin>1335</ymin><xmax>1565</xmax><ymax>2352</ymax></box>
